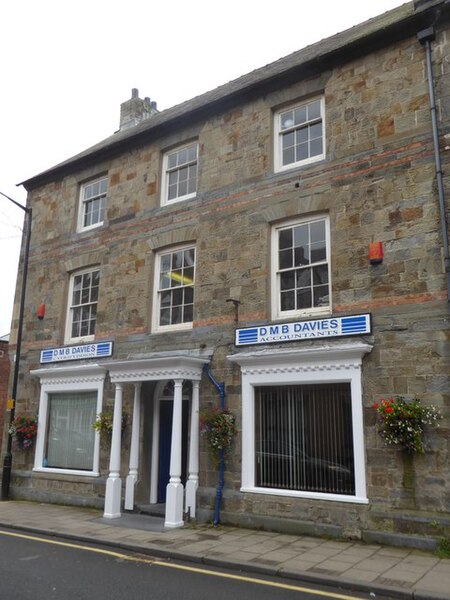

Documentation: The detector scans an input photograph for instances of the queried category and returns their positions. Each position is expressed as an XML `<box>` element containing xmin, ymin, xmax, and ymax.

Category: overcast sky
<box><xmin>0</xmin><ymin>0</ymin><xmax>407</xmax><ymax>337</ymax></box>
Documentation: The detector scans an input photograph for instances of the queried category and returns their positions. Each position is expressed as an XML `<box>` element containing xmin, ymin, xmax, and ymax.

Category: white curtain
<box><xmin>46</xmin><ymin>392</ymin><xmax>97</xmax><ymax>470</ymax></box>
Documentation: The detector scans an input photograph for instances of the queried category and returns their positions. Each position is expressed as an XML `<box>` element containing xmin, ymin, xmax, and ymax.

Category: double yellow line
<box><xmin>0</xmin><ymin>529</ymin><xmax>362</xmax><ymax>600</ymax></box>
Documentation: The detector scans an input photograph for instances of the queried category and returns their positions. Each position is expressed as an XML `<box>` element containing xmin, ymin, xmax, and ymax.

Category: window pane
<box><xmin>296</xmin><ymin>142</ymin><xmax>308</xmax><ymax>162</ymax></box>
<box><xmin>160</xmin><ymin>291</ymin><xmax>171</xmax><ymax>307</ymax></box>
<box><xmin>46</xmin><ymin>392</ymin><xmax>97</xmax><ymax>471</ymax></box>
<box><xmin>178</xmin><ymin>180</ymin><xmax>188</xmax><ymax>197</ymax></box>
<box><xmin>282</xmin><ymin>131</ymin><xmax>295</xmax><ymax>149</ymax></box>
<box><xmin>255</xmin><ymin>384</ymin><xmax>355</xmax><ymax>495</ymax></box>
<box><xmin>160</xmin><ymin>308</ymin><xmax>170</xmax><ymax>326</ymax></box>
<box><xmin>310</xmin><ymin>122</ymin><xmax>322</xmax><ymax>140</ymax></box>
<box><xmin>307</xmin><ymin>100</ymin><xmax>321</xmax><ymax>120</ymax></box>
<box><xmin>314</xmin><ymin>284</ymin><xmax>329</xmax><ymax>307</ymax></box>
<box><xmin>280</xmin><ymin>271</ymin><xmax>295</xmax><ymax>291</ymax></box>
<box><xmin>279</xmin><ymin>249</ymin><xmax>292</xmax><ymax>270</ymax></box>
<box><xmin>293</xmin><ymin>224</ymin><xmax>308</xmax><ymax>247</ymax></box>
<box><xmin>168</xmin><ymin>153</ymin><xmax>177</xmax><ymax>169</ymax></box>
<box><xmin>184</xmin><ymin>267</ymin><xmax>194</xmax><ymax>284</ymax></box>
<box><xmin>183</xmin><ymin>304</ymin><xmax>193</xmax><ymax>322</ymax></box>
<box><xmin>172</xmin><ymin>288</ymin><xmax>183</xmax><ymax>306</ymax></box>
<box><xmin>294</xmin><ymin>106</ymin><xmax>307</xmax><ymax>125</ymax></box>
<box><xmin>310</xmin><ymin>220</ymin><xmax>326</xmax><ymax>243</ymax></box>
<box><xmin>187</xmin><ymin>143</ymin><xmax>197</xmax><ymax>161</ymax></box>
<box><xmin>280</xmin><ymin>110</ymin><xmax>294</xmax><ymax>130</ymax></box>
<box><xmin>279</xmin><ymin>228</ymin><xmax>292</xmax><ymax>250</ymax></box>
<box><xmin>280</xmin><ymin>290</ymin><xmax>295</xmax><ymax>311</ymax></box>
<box><xmin>70</xmin><ymin>269</ymin><xmax>100</xmax><ymax>339</ymax></box>
<box><xmin>310</xmin><ymin>240</ymin><xmax>326</xmax><ymax>263</ymax></box>
<box><xmin>81</xmin><ymin>178</ymin><xmax>107</xmax><ymax>229</ymax></box>
<box><xmin>160</xmin><ymin>254</ymin><xmax>171</xmax><ymax>272</ymax></box>
<box><xmin>276</xmin><ymin>218</ymin><xmax>329</xmax><ymax>318</ymax></box>
<box><xmin>310</xmin><ymin>138</ymin><xmax>323</xmax><ymax>157</ymax></box>
<box><xmin>313</xmin><ymin>264</ymin><xmax>329</xmax><ymax>285</ymax></box>
<box><xmin>184</xmin><ymin>286</ymin><xmax>194</xmax><ymax>304</ymax></box>
<box><xmin>157</xmin><ymin>247</ymin><xmax>195</xmax><ymax>326</ymax></box>
<box><xmin>165</xmin><ymin>144</ymin><xmax>198</xmax><ymax>201</ymax></box>
<box><xmin>294</xmin><ymin>246</ymin><xmax>309</xmax><ymax>265</ymax></box>
<box><xmin>172</xmin><ymin>251</ymin><xmax>183</xmax><ymax>269</ymax></box>
<box><xmin>297</xmin><ymin>288</ymin><xmax>312</xmax><ymax>309</ymax></box>
<box><xmin>282</xmin><ymin>147</ymin><xmax>295</xmax><ymax>166</ymax></box>
<box><xmin>296</xmin><ymin>267</ymin><xmax>311</xmax><ymax>288</ymax></box>
<box><xmin>171</xmin><ymin>305</ymin><xmax>182</xmax><ymax>324</ymax></box>
<box><xmin>296</xmin><ymin>127</ymin><xmax>308</xmax><ymax>144</ymax></box>
<box><xmin>184</xmin><ymin>248</ymin><xmax>195</xmax><ymax>266</ymax></box>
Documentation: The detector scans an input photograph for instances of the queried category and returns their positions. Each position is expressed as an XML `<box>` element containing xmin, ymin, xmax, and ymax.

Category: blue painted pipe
<box><xmin>203</xmin><ymin>364</ymin><xmax>225</xmax><ymax>527</ymax></box>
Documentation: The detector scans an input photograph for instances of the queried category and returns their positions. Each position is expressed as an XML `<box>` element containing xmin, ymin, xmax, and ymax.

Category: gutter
<box><xmin>418</xmin><ymin>22</ymin><xmax>450</xmax><ymax>309</ymax></box>
<box><xmin>203</xmin><ymin>364</ymin><xmax>225</xmax><ymax>527</ymax></box>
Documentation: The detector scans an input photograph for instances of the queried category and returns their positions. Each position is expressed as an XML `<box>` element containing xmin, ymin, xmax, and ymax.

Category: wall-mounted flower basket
<box><xmin>9</xmin><ymin>415</ymin><xmax>38</xmax><ymax>451</ymax></box>
<box><xmin>200</xmin><ymin>406</ymin><xmax>237</xmax><ymax>464</ymax></box>
<box><xmin>92</xmin><ymin>411</ymin><xmax>128</xmax><ymax>445</ymax></box>
<box><xmin>372</xmin><ymin>396</ymin><xmax>442</xmax><ymax>454</ymax></box>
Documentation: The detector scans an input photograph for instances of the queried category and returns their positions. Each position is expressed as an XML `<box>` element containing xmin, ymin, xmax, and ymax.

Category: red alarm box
<box><xmin>369</xmin><ymin>242</ymin><xmax>383</xmax><ymax>264</ymax></box>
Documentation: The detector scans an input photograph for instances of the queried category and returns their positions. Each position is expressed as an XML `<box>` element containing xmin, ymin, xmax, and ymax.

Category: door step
<box><xmin>135</xmin><ymin>503</ymin><xmax>165</xmax><ymax>518</ymax></box>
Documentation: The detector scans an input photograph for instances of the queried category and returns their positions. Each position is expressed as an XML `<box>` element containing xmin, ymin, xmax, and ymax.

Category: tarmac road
<box><xmin>0</xmin><ymin>528</ymin><xmax>372</xmax><ymax>600</ymax></box>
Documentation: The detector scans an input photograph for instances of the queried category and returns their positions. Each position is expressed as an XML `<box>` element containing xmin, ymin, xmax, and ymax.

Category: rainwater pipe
<box><xmin>203</xmin><ymin>363</ymin><xmax>225</xmax><ymax>526</ymax></box>
<box><xmin>418</xmin><ymin>22</ymin><xmax>450</xmax><ymax>310</ymax></box>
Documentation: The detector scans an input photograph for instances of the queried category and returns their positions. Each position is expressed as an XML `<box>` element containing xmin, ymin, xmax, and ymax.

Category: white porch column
<box><xmin>165</xmin><ymin>378</ymin><xmax>184</xmax><ymax>528</ymax></box>
<box><xmin>125</xmin><ymin>382</ymin><xmax>142</xmax><ymax>510</ymax></box>
<box><xmin>185</xmin><ymin>380</ymin><xmax>199</xmax><ymax>518</ymax></box>
<box><xmin>104</xmin><ymin>383</ymin><xmax>123</xmax><ymax>518</ymax></box>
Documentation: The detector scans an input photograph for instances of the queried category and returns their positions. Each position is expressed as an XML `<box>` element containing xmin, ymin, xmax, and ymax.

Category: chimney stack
<box><xmin>119</xmin><ymin>88</ymin><xmax>159</xmax><ymax>131</ymax></box>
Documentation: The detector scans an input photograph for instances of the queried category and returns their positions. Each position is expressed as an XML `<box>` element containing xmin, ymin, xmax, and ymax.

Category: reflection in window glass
<box><xmin>157</xmin><ymin>247</ymin><xmax>195</xmax><ymax>327</ymax></box>
<box><xmin>255</xmin><ymin>384</ymin><xmax>355</xmax><ymax>495</ymax></box>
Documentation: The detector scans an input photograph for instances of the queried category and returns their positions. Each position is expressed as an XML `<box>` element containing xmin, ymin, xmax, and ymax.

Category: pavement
<box><xmin>0</xmin><ymin>500</ymin><xmax>449</xmax><ymax>600</ymax></box>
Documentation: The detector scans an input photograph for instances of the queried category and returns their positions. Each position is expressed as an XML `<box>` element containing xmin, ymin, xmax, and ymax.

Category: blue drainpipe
<box><xmin>203</xmin><ymin>364</ymin><xmax>225</xmax><ymax>527</ymax></box>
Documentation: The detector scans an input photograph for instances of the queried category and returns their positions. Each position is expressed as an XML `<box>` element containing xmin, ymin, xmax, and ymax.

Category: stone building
<box><xmin>3</xmin><ymin>0</ymin><xmax>449</xmax><ymax>546</ymax></box>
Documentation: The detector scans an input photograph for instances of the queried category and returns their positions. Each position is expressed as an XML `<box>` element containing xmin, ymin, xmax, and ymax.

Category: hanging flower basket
<box><xmin>9</xmin><ymin>415</ymin><xmax>38</xmax><ymax>451</ymax></box>
<box><xmin>92</xmin><ymin>411</ymin><xmax>128</xmax><ymax>442</ymax></box>
<box><xmin>200</xmin><ymin>406</ymin><xmax>237</xmax><ymax>463</ymax></box>
<box><xmin>372</xmin><ymin>396</ymin><xmax>442</xmax><ymax>454</ymax></box>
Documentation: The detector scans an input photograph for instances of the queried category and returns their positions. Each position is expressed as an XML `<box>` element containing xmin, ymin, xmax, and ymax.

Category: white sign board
<box><xmin>40</xmin><ymin>341</ymin><xmax>113</xmax><ymax>364</ymax></box>
<box><xmin>236</xmin><ymin>314</ymin><xmax>371</xmax><ymax>346</ymax></box>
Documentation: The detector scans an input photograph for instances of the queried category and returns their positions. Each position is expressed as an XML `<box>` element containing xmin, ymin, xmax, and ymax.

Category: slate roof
<box><xmin>21</xmin><ymin>0</ymin><xmax>447</xmax><ymax>190</ymax></box>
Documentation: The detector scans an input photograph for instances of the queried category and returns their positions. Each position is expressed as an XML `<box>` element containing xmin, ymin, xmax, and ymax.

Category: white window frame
<box><xmin>274</xmin><ymin>97</ymin><xmax>325</xmax><ymax>173</ymax></box>
<box><xmin>152</xmin><ymin>244</ymin><xmax>196</xmax><ymax>333</ymax></box>
<box><xmin>161</xmin><ymin>142</ymin><xmax>198</xmax><ymax>205</ymax></box>
<box><xmin>31</xmin><ymin>365</ymin><xmax>106</xmax><ymax>477</ymax></box>
<box><xmin>65</xmin><ymin>267</ymin><xmax>100</xmax><ymax>344</ymax></box>
<box><xmin>77</xmin><ymin>176</ymin><xmax>108</xmax><ymax>232</ymax></box>
<box><xmin>228</xmin><ymin>342</ymin><xmax>371</xmax><ymax>504</ymax></box>
<box><xmin>271</xmin><ymin>215</ymin><xmax>331</xmax><ymax>321</ymax></box>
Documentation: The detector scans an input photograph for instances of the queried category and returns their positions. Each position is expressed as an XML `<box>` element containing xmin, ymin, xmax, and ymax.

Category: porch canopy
<box><xmin>102</xmin><ymin>353</ymin><xmax>210</xmax><ymax>527</ymax></box>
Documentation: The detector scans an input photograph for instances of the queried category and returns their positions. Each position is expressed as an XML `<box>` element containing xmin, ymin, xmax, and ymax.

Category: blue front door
<box><xmin>157</xmin><ymin>400</ymin><xmax>189</xmax><ymax>504</ymax></box>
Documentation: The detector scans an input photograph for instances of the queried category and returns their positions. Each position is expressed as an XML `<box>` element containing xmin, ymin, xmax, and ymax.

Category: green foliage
<box><xmin>436</xmin><ymin>537</ymin><xmax>450</xmax><ymax>559</ymax></box>
<box><xmin>372</xmin><ymin>396</ymin><xmax>442</xmax><ymax>454</ymax></box>
<box><xmin>199</xmin><ymin>406</ymin><xmax>237</xmax><ymax>457</ymax></box>
<box><xmin>92</xmin><ymin>412</ymin><xmax>128</xmax><ymax>437</ymax></box>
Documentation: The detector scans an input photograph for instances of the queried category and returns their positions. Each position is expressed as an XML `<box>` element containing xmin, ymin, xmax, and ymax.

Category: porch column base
<box><xmin>124</xmin><ymin>473</ymin><xmax>137</xmax><ymax>511</ymax></box>
<box><xmin>104</xmin><ymin>475</ymin><xmax>122</xmax><ymax>518</ymax></box>
<box><xmin>185</xmin><ymin>478</ymin><xmax>198</xmax><ymax>519</ymax></box>
<box><xmin>164</xmin><ymin>482</ymin><xmax>184</xmax><ymax>528</ymax></box>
